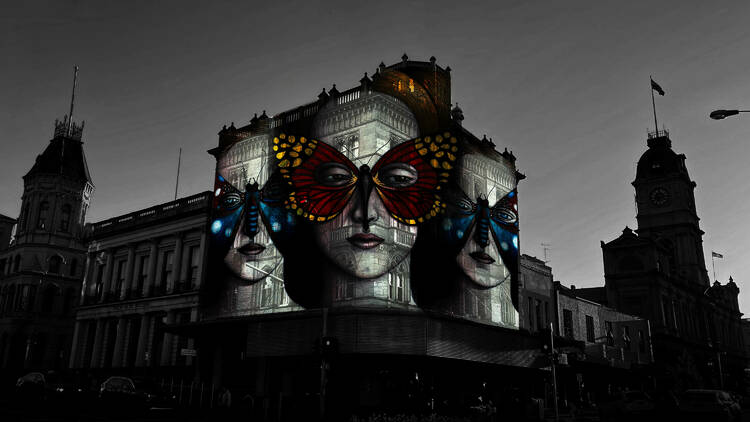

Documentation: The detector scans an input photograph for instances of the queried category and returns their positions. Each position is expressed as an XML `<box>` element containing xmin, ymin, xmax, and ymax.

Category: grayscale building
<box><xmin>68</xmin><ymin>191</ymin><xmax>210</xmax><ymax>378</ymax></box>
<box><xmin>0</xmin><ymin>115</ymin><xmax>93</xmax><ymax>372</ymax></box>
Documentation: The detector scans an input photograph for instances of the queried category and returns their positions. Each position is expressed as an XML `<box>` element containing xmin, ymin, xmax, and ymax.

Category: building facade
<box><xmin>69</xmin><ymin>192</ymin><xmax>210</xmax><ymax>377</ymax></box>
<box><xmin>600</xmin><ymin>130</ymin><xmax>745</xmax><ymax>390</ymax></box>
<box><xmin>518</xmin><ymin>254</ymin><xmax>555</xmax><ymax>333</ymax></box>
<box><xmin>0</xmin><ymin>116</ymin><xmax>92</xmax><ymax>372</ymax></box>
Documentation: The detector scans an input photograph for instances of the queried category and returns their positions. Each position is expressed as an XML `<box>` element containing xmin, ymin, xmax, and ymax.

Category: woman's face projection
<box><xmin>211</xmin><ymin>172</ymin><xmax>294</xmax><ymax>283</ymax></box>
<box><xmin>443</xmin><ymin>187</ymin><xmax>519</xmax><ymax>288</ymax></box>
<box><xmin>273</xmin><ymin>132</ymin><xmax>459</xmax><ymax>279</ymax></box>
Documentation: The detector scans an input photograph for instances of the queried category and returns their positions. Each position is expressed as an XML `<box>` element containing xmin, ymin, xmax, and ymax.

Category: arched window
<box><xmin>37</xmin><ymin>201</ymin><xmax>49</xmax><ymax>230</ymax></box>
<box><xmin>49</xmin><ymin>255</ymin><xmax>62</xmax><ymax>274</ymax></box>
<box><xmin>21</xmin><ymin>205</ymin><xmax>30</xmax><ymax>231</ymax></box>
<box><xmin>41</xmin><ymin>286</ymin><xmax>57</xmax><ymax>314</ymax></box>
<box><xmin>60</xmin><ymin>204</ymin><xmax>72</xmax><ymax>232</ymax></box>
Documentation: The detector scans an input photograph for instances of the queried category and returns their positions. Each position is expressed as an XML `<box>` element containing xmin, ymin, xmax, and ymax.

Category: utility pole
<box><xmin>550</xmin><ymin>322</ymin><xmax>559</xmax><ymax>422</ymax></box>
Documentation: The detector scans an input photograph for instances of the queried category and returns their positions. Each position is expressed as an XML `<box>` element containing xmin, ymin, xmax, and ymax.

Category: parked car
<box><xmin>15</xmin><ymin>372</ymin><xmax>46</xmax><ymax>402</ymax></box>
<box><xmin>44</xmin><ymin>371</ymin><xmax>90</xmax><ymax>408</ymax></box>
<box><xmin>598</xmin><ymin>390</ymin><xmax>655</xmax><ymax>421</ymax></box>
<box><xmin>679</xmin><ymin>389</ymin><xmax>741</xmax><ymax>422</ymax></box>
<box><xmin>99</xmin><ymin>376</ymin><xmax>141</xmax><ymax>410</ymax></box>
<box><xmin>132</xmin><ymin>377</ymin><xmax>176</xmax><ymax>410</ymax></box>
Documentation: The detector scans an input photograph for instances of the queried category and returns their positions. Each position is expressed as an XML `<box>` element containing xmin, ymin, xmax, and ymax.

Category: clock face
<box><xmin>649</xmin><ymin>187</ymin><xmax>670</xmax><ymax>207</ymax></box>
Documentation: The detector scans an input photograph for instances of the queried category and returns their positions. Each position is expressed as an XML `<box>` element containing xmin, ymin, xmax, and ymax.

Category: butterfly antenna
<box><xmin>365</xmin><ymin>139</ymin><xmax>395</xmax><ymax>167</ymax></box>
<box><xmin>487</xmin><ymin>185</ymin><xmax>497</xmax><ymax>201</ymax></box>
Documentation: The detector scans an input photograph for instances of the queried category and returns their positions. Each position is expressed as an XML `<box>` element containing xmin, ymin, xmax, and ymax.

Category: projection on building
<box><xmin>205</xmin><ymin>64</ymin><xmax>521</xmax><ymax>329</ymax></box>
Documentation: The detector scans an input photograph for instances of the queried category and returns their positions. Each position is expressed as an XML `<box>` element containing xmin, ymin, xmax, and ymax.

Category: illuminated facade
<box><xmin>189</xmin><ymin>56</ymin><xmax>536</xmax><ymax>419</ymax></box>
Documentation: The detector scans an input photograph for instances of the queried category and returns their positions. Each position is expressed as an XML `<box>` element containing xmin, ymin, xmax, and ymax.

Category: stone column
<box><xmin>80</xmin><ymin>252</ymin><xmax>96</xmax><ymax>305</ymax></box>
<box><xmin>120</xmin><ymin>245</ymin><xmax>137</xmax><ymax>300</ymax></box>
<box><xmin>121</xmin><ymin>319</ymin><xmax>135</xmax><ymax>367</ymax></box>
<box><xmin>160</xmin><ymin>311</ymin><xmax>176</xmax><ymax>366</ymax></box>
<box><xmin>111</xmin><ymin>318</ymin><xmax>127</xmax><ymax>368</ymax></box>
<box><xmin>89</xmin><ymin>319</ymin><xmax>105</xmax><ymax>368</ymax></box>
<box><xmin>194</xmin><ymin>231</ymin><xmax>207</xmax><ymax>288</ymax></box>
<box><xmin>170</xmin><ymin>233</ymin><xmax>184</xmax><ymax>293</ymax></box>
<box><xmin>100</xmin><ymin>251</ymin><xmax>115</xmax><ymax>302</ymax></box>
<box><xmin>135</xmin><ymin>314</ymin><xmax>151</xmax><ymax>367</ymax></box>
<box><xmin>145</xmin><ymin>240</ymin><xmax>159</xmax><ymax>296</ymax></box>
<box><xmin>186</xmin><ymin>307</ymin><xmax>199</xmax><ymax>366</ymax></box>
<box><xmin>68</xmin><ymin>320</ymin><xmax>82</xmax><ymax>368</ymax></box>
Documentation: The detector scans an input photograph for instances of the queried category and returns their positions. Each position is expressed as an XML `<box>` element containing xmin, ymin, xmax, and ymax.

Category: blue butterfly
<box><xmin>439</xmin><ymin>187</ymin><xmax>519</xmax><ymax>287</ymax></box>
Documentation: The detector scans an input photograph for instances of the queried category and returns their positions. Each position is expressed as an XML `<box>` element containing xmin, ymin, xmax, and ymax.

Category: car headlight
<box><xmin>56</xmin><ymin>387</ymin><xmax>65</xmax><ymax>393</ymax></box>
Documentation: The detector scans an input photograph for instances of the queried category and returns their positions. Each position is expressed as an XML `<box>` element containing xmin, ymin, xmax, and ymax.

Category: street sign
<box><xmin>180</xmin><ymin>348</ymin><xmax>197</xmax><ymax>357</ymax></box>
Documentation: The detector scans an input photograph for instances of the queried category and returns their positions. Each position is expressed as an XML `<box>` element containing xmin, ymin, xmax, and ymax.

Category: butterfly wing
<box><xmin>210</xmin><ymin>173</ymin><xmax>245</xmax><ymax>241</ymax></box>
<box><xmin>372</xmin><ymin>132</ymin><xmax>460</xmax><ymax>224</ymax></box>
<box><xmin>274</xmin><ymin>134</ymin><xmax>357</xmax><ymax>222</ymax></box>
<box><xmin>489</xmin><ymin>189</ymin><xmax>520</xmax><ymax>296</ymax></box>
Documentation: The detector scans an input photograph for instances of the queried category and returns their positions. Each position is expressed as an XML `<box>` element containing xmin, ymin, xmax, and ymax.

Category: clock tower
<box><xmin>632</xmin><ymin>130</ymin><xmax>709</xmax><ymax>287</ymax></box>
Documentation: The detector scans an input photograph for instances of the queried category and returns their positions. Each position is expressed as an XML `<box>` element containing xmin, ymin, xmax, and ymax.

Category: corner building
<box><xmin>601</xmin><ymin>130</ymin><xmax>744</xmax><ymax>390</ymax></box>
<box><xmin>189</xmin><ymin>57</ymin><xmax>542</xmax><ymax>420</ymax></box>
<box><xmin>0</xmin><ymin>116</ymin><xmax>93</xmax><ymax>373</ymax></box>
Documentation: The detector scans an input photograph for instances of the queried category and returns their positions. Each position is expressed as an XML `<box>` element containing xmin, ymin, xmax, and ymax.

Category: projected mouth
<box><xmin>470</xmin><ymin>251</ymin><xmax>495</xmax><ymax>265</ymax></box>
<box><xmin>238</xmin><ymin>243</ymin><xmax>265</xmax><ymax>256</ymax></box>
<box><xmin>347</xmin><ymin>233</ymin><xmax>384</xmax><ymax>250</ymax></box>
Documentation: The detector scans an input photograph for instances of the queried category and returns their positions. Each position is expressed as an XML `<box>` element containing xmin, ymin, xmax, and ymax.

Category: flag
<box><xmin>712</xmin><ymin>251</ymin><xmax>723</xmax><ymax>259</ymax></box>
<box><xmin>651</xmin><ymin>78</ymin><xmax>665</xmax><ymax>96</ymax></box>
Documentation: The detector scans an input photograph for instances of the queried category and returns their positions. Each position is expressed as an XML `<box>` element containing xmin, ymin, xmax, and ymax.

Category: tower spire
<box><xmin>67</xmin><ymin>65</ymin><xmax>79</xmax><ymax>136</ymax></box>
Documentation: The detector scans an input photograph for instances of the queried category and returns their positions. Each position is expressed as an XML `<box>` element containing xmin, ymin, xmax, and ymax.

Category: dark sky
<box><xmin>3</xmin><ymin>1</ymin><xmax>750</xmax><ymax>311</ymax></box>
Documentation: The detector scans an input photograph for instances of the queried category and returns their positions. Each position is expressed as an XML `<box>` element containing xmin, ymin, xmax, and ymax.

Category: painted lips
<box><xmin>238</xmin><ymin>242</ymin><xmax>265</xmax><ymax>255</ymax></box>
<box><xmin>470</xmin><ymin>250</ymin><xmax>495</xmax><ymax>265</ymax></box>
<box><xmin>347</xmin><ymin>233</ymin><xmax>384</xmax><ymax>250</ymax></box>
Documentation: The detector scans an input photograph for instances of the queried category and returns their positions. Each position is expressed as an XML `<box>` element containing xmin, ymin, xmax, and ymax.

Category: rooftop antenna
<box><xmin>67</xmin><ymin>65</ymin><xmax>79</xmax><ymax>136</ymax></box>
<box><xmin>174</xmin><ymin>147</ymin><xmax>182</xmax><ymax>200</ymax></box>
<box><xmin>541</xmin><ymin>243</ymin><xmax>552</xmax><ymax>264</ymax></box>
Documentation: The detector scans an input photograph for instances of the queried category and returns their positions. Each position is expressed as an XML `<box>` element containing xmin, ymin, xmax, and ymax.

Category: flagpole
<box><xmin>651</xmin><ymin>76</ymin><xmax>658</xmax><ymax>135</ymax></box>
<box><xmin>712</xmin><ymin>254</ymin><xmax>716</xmax><ymax>282</ymax></box>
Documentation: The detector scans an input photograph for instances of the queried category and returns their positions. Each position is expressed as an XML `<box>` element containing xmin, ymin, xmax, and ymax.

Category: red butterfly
<box><xmin>273</xmin><ymin>132</ymin><xmax>460</xmax><ymax>227</ymax></box>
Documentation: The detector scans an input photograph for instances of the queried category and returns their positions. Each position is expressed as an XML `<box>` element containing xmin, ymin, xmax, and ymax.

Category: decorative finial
<box><xmin>401</xmin><ymin>53</ymin><xmax>409</xmax><ymax>62</ymax></box>
<box><xmin>67</xmin><ymin>65</ymin><xmax>79</xmax><ymax>137</ymax></box>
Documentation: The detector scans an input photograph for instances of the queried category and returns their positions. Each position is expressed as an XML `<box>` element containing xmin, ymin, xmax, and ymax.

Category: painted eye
<box><xmin>378</xmin><ymin>163</ymin><xmax>417</xmax><ymax>188</ymax></box>
<box><xmin>262</xmin><ymin>180</ymin><xmax>285</xmax><ymax>202</ymax></box>
<box><xmin>221</xmin><ymin>193</ymin><xmax>242</xmax><ymax>209</ymax></box>
<box><xmin>492</xmin><ymin>205</ymin><xmax>517</xmax><ymax>224</ymax></box>
<box><xmin>316</xmin><ymin>163</ymin><xmax>354</xmax><ymax>187</ymax></box>
<box><xmin>457</xmin><ymin>199</ymin><xmax>474</xmax><ymax>212</ymax></box>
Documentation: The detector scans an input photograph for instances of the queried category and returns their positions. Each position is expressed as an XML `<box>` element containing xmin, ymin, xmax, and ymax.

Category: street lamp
<box><xmin>709</xmin><ymin>109</ymin><xmax>750</xmax><ymax>120</ymax></box>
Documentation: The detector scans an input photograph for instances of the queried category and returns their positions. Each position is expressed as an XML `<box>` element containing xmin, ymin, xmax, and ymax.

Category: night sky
<box><xmin>3</xmin><ymin>1</ymin><xmax>750</xmax><ymax>311</ymax></box>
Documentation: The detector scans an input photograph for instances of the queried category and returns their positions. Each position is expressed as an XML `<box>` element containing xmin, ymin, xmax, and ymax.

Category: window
<box><xmin>388</xmin><ymin>272</ymin><xmax>405</xmax><ymax>302</ymax></box>
<box><xmin>0</xmin><ymin>258</ymin><xmax>6</xmax><ymax>275</ymax></box>
<box><xmin>13</xmin><ymin>256</ymin><xmax>20</xmax><ymax>272</ymax></box>
<box><xmin>37</xmin><ymin>201</ymin><xmax>49</xmax><ymax>229</ymax></box>
<box><xmin>41</xmin><ymin>286</ymin><xmax>56</xmax><ymax>313</ymax></box>
<box><xmin>562</xmin><ymin>309</ymin><xmax>574</xmax><ymax>338</ymax></box>
<box><xmin>59</xmin><ymin>204</ymin><xmax>72</xmax><ymax>232</ymax></box>
<box><xmin>535</xmin><ymin>299</ymin><xmax>543</xmax><ymax>331</ymax></box>
<box><xmin>21</xmin><ymin>205</ymin><xmax>30</xmax><ymax>231</ymax></box>
<box><xmin>48</xmin><ymin>255</ymin><xmax>62</xmax><ymax>274</ymax></box>
<box><xmin>137</xmin><ymin>255</ymin><xmax>149</xmax><ymax>294</ymax></box>
<box><xmin>114</xmin><ymin>260</ymin><xmax>126</xmax><ymax>297</ymax></box>
<box><xmin>527</xmin><ymin>297</ymin><xmax>534</xmax><ymax>330</ymax></box>
<box><xmin>186</xmin><ymin>246</ymin><xmax>200</xmax><ymax>286</ymax></box>
<box><xmin>261</xmin><ymin>279</ymin><xmax>274</xmax><ymax>307</ymax></box>
<box><xmin>605</xmin><ymin>321</ymin><xmax>614</xmax><ymax>346</ymax></box>
<box><xmin>95</xmin><ymin>264</ymin><xmax>105</xmax><ymax>298</ymax></box>
<box><xmin>585</xmin><ymin>315</ymin><xmax>595</xmax><ymax>342</ymax></box>
<box><xmin>161</xmin><ymin>251</ymin><xmax>174</xmax><ymax>289</ymax></box>
<box><xmin>638</xmin><ymin>330</ymin><xmax>645</xmax><ymax>353</ymax></box>
<box><xmin>623</xmin><ymin>326</ymin><xmax>631</xmax><ymax>351</ymax></box>
<box><xmin>70</xmin><ymin>259</ymin><xmax>77</xmax><ymax>276</ymax></box>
